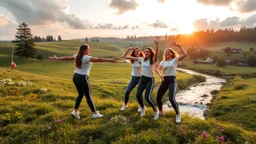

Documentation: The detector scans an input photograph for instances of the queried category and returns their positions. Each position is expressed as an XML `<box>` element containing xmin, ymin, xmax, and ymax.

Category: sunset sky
<box><xmin>0</xmin><ymin>0</ymin><xmax>256</xmax><ymax>40</ymax></box>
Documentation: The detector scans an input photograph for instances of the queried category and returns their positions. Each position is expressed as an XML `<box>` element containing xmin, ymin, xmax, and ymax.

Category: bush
<box><xmin>217</xmin><ymin>59</ymin><xmax>226</xmax><ymax>67</ymax></box>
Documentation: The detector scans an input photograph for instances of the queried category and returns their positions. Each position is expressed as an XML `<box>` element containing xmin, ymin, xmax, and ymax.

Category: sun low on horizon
<box><xmin>0</xmin><ymin>0</ymin><xmax>255</xmax><ymax>40</ymax></box>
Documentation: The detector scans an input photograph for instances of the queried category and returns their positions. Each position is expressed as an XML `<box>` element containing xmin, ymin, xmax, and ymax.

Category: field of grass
<box><xmin>0</xmin><ymin>41</ymin><xmax>123</xmax><ymax>59</ymax></box>
<box><xmin>1</xmin><ymin>67</ymin><xmax>255</xmax><ymax>143</ymax></box>
<box><xmin>209</xmin><ymin>76</ymin><xmax>256</xmax><ymax>131</ymax></box>
<box><xmin>179</xmin><ymin>59</ymin><xmax>256</xmax><ymax>75</ymax></box>
<box><xmin>1</xmin><ymin>40</ymin><xmax>256</xmax><ymax>143</ymax></box>
<box><xmin>205</xmin><ymin>41</ymin><xmax>256</xmax><ymax>52</ymax></box>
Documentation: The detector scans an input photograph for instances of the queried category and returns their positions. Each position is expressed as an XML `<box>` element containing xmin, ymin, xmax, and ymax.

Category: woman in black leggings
<box><xmin>120</xmin><ymin>47</ymin><xmax>144</xmax><ymax>111</ymax></box>
<box><xmin>155</xmin><ymin>41</ymin><xmax>187</xmax><ymax>123</ymax></box>
<box><xmin>122</xmin><ymin>36</ymin><xmax>160</xmax><ymax>120</ymax></box>
<box><xmin>49</xmin><ymin>44</ymin><xmax>117</xmax><ymax>119</ymax></box>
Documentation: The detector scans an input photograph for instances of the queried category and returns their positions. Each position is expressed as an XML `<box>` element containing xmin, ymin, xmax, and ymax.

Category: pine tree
<box><xmin>58</xmin><ymin>35</ymin><xmax>62</xmax><ymax>41</ymax></box>
<box><xmin>14</xmin><ymin>22</ymin><xmax>37</xmax><ymax>58</ymax></box>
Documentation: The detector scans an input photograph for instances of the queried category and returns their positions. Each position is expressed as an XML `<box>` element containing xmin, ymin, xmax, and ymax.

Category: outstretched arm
<box><xmin>153</xmin><ymin>36</ymin><xmax>160</xmax><ymax>63</ymax></box>
<box><xmin>171</xmin><ymin>41</ymin><xmax>187</xmax><ymax>62</ymax></box>
<box><xmin>90</xmin><ymin>57</ymin><xmax>117</xmax><ymax>63</ymax></box>
<box><xmin>122</xmin><ymin>47</ymin><xmax>139</xmax><ymax>61</ymax></box>
<box><xmin>49</xmin><ymin>55</ymin><xmax>75</xmax><ymax>60</ymax></box>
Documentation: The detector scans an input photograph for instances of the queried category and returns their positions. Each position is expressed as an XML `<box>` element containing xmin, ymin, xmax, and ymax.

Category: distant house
<box><xmin>221</xmin><ymin>47</ymin><xmax>242</xmax><ymax>53</ymax></box>
<box><xmin>237</xmin><ymin>59</ymin><xmax>248</xmax><ymax>66</ymax></box>
<box><xmin>231</xmin><ymin>48</ymin><xmax>242</xmax><ymax>53</ymax></box>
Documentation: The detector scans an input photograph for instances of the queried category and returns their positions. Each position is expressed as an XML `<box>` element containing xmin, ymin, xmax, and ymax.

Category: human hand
<box><xmin>111</xmin><ymin>58</ymin><xmax>118</xmax><ymax>63</ymax></box>
<box><xmin>153</xmin><ymin>36</ymin><xmax>160</xmax><ymax>44</ymax></box>
<box><xmin>170</xmin><ymin>41</ymin><xmax>180</xmax><ymax>47</ymax></box>
<box><xmin>49</xmin><ymin>55</ymin><xmax>57</xmax><ymax>60</ymax></box>
<box><xmin>160</xmin><ymin>75</ymin><xmax>164</xmax><ymax>81</ymax></box>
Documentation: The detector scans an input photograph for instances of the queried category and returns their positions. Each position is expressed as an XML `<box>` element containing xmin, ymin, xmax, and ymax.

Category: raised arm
<box><xmin>171</xmin><ymin>41</ymin><xmax>187</xmax><ymax>62</ymax></box>
<box><xmin>90</xmin><ymin>57</ymin><xmax>117</xmax><ymax>63</ymax></box>
<box><xmin>153</xmin><ymin>36</ymin><xmax>160</xmax><ymax>63</ymax></box>
<box><xmin>122</xmin><ymin>47</ymin><xmax>139</xmax><ymax>61</ymax></box>
<box><xmin>49</xmin><ymin>55</ymin><xmax>75</xmax><ymax>60</ymax></box>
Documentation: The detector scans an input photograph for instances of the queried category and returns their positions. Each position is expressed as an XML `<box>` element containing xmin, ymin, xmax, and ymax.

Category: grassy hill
<box><xmin>0</xmin><ymin>40</ymin><xmax>256</xmax><ymax>143</ymax></box>
<box><xmin>0</xmin><ymin>68</ymin><xmax>255</xmax><ymax>143</ymax></box>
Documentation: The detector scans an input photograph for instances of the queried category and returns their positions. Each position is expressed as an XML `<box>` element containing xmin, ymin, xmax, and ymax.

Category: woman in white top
<box><xmin>49</xmin><ymin>44</ymin><xmax>117</xmax><ymax>119</ymax></box>
<box><xmin>120</xmin><ymin>47</ymin><xmax>144</xmax><ymax>111</ymax></box>
<box><xmin>155</xmin><ymin>41</ymin><xmax>187</xmax><ymax>123</ymax></box>
<box><xmin>122</xmin><ymin>37</ymin><xmax>160</xmax><ymax>120</ymax></box>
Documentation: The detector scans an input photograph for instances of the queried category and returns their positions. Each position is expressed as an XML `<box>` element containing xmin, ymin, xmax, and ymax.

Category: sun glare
<box><xmin>178</xmin><ymin>24</ymin><xmax>195</xmax><ymax>35</ymax></box>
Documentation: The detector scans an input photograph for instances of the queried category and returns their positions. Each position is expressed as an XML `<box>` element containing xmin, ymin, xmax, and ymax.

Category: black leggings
<box><xmin>156</xmin><ymin>76</ymin><xmax>179</xmax><ymax>114</ymax></box>
<box><xmin>136</xmin><ymin>75</ymin><xmax>157</xmax><ymax>111</ymax></box>
<box><xmin>73</xmin><ymin>73</ymin><xmax>96</xmax><ymax>112</ymax></box>
<box><xmin>124</xmin><ymin>76</ymin><xmax>141</xmax><ymax>105</ymax></box>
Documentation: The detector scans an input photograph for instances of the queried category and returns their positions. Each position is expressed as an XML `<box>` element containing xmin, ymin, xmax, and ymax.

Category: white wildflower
<box><xmin>110</xmin><ymin>115</ymin><xmax>128</xmax><ymax>125</ymax></box>
<box><xmin>27</xmin><ymin>81</ymin><xmax>33</xmax><ymax>86</ymax></box>
<box><xmin>18</xmin><ymin>81</ymin><xmax>27</xmax><ymax>86</ymax></box>
<box><xmin>40</xmin><ymin>88</ymin><xmax>47</xmax><ymax>92</ymax></box>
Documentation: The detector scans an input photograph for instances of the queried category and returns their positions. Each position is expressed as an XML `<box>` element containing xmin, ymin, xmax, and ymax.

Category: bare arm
<box><xmin>90</xmin><ymin>57</ymin><xmax>117</xmax><ymax>63</ymax></box>
<box><xmin>155</xmin><ymin>64</ymin><xmax>164</xmax><ymax>81</ymax></box>
<box><xmin>49</xmin><ymin>55</ymin><xmax>75</xmax><ymax>60</ymax></box>
<box><xmin>153</xmin><ymin>36</ymin><xmax>160</xmax><ymax>63</ymax></box>
<box><xmin>122</xmin><ymin>47</ymin><xmax>139</xmax><ymax>61</ymax></box>
<box><xmin>171</xmin><ymin>41</ymin><xmax>187</xmax><ymax>62</ymax></box>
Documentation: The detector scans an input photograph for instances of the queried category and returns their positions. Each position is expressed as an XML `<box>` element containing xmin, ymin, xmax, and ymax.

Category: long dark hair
<box><xmin>144</xmin><ymin>47</ymin><xmax>155</xmax><ymax>65</ymax></box>
<box><xmin>130</xmin><ymin>47</ymin><xmax>144</xmax><ymax>64</ymax></box>
<box><xmin>76</xmin><ymin>44</ymin><xmax>88</xmax><ymax>68</ymax></box>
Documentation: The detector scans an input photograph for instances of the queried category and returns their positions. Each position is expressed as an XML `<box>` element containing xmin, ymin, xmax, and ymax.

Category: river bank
<box><xmin>163</xmin><ymin>68</ymin><xmax>226</xmax><ymax>119</ymax></box>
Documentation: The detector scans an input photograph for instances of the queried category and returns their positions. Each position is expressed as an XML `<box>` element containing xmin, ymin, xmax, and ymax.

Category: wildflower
<box><xmin>18</xmin><ymin>81</ymin><xmax>27</xmax><ymax>86</ymax></box>
<box><xmin>218</xmin><ymin>136</ymin><xmax>225</xmax><ymax>143</ymax></box>
<box><xmin>110</xmin><ymin>115</ymin><xmax>128</xmax><ymax>125</ymax></box>
<box><xmin>202</xmin><ymin>131</ymin><xmax>207</xmax><ymax>139</ymax></box>
<box><xmin>40</xmin><ymin>88</ymin><xmax>47</xmax><ymax>92</ymax></box>
<box><xmin>27</xmin><ymin>81</ymin><xmax>33</xmax><ymax>86</ymax></box>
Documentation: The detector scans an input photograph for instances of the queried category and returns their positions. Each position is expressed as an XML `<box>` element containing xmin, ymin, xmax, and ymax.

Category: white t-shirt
<box><xmin>138</xmin><ymin>57</ymin><xmax>154</xmax><ymax>77</ymax></box>
<box><xmin>73</xmin><ymin>54</ymin><xmax>92</xmax><ymax>75</ymax></box>
<box><xmin>159</xmin><ymin>57</ymin><xmax>179</xmax><ymax>76</ymax></box>
<box><xmin>131</xmin><ymin>61</ymin><xmax>141</xmax><ymax>77</ymax></box>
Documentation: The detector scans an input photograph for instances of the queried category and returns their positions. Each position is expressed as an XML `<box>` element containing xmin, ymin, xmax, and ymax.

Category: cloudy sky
<box><xmin>0</xmin><ymin>0</ymin><xmax>256</xmax><ymax>40</ymax></box>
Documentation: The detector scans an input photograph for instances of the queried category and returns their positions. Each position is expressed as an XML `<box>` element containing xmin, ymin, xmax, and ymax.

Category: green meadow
<box><xmin>0</xmin><ymin>40</ymin><xmax>256</xmax><ymax>143</ymax></box>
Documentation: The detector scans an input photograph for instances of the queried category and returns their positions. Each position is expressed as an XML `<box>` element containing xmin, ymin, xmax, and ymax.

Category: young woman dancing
<box><xmin>122</xmin><ymin>37</ymin><xmax>160</xmax><ymax>120</ymax></box>
<box><xmin>49</xmin><ymin>44</ymin><xmax>117</xmax><ymax>119</ymax></box>
<box><xmin>155</xmin><ymin>41</ymin><xmax>187</xmax><ymax>123</ymax></box>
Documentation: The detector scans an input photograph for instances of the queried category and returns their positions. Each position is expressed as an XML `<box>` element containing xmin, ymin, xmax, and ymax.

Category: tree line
<box><xmin>34</xmin><ymin>35</ymin><xmax>62</xmax><ymax>42</ymax></box>
<box><xmin>165</xmin><ymin>27</ymin><xmax>256</xmax><ymax>47</ymax></box>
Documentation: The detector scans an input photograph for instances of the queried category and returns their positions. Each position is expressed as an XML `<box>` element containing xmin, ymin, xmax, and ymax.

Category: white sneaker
<box><xmin>154</xmin><ymin>111</ymin><xmax>159</xmax><ymax>120</ymax></box>
<box><xmin>176</xmin><ymin>114</ymin><xmax>181</xmax><ymax>123</ymax></box>
<box><xmin>120</xmin><ymin>104</ymin><xmax>128</xmax><ymax>111</ymax></box>
<box><xmin>137</xmin><ymin>106</ymin><xmax>142</xmax><ymax>112</ymax></box>
<box><xmin>92</xmin><ymin>111</ymin><xmax>103</xmax><ymax>118</ymax></box>
<box><xmin>140</xmin><ymin>107</ymin><xmax>146</xmax><ymax>117</ymax></box>
<box><xmin>71</xmin><ymin>110</ymin><xmax>80</xmax><ymax>120</ymax></box>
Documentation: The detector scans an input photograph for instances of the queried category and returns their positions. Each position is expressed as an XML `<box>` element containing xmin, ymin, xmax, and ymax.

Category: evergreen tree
<box><xmin>14</xmin><ymin>22</ymin><xmax>37</xmax><ymax>58</ymax></box>
<box><xmin>58</xmin><ymin>35</ymin><xmax>62</xmax><ymax>41</ymax></box>
<box><xmin>85</xmin><ymin>37</ymin><xmax>88</xmax><ymax>42</ymax></box>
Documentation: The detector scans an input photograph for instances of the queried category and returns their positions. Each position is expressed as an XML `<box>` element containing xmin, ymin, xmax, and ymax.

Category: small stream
<box><xmin>163</xmin><ymin>68</ymin><xmax>226</xmax><ymax>119</ymax></box>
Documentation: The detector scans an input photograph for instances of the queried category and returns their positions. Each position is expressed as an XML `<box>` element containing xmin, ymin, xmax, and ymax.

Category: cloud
<box><xmin>219</xmin><ymin>16</ymin><xmax>240</xmax><ymax>26</ymax></box>
<box><xmin>242</xmin><ymin>14</ymin><xmax>256</xmax><ymax>26</ymax></box>
<box><xmin>193</xmin><ymin>18</ymin><xmax>209</xmax><ymax>31</ymax></box>
<box><xmin>237</xmin><ymin>0</ymin><xmax>256</xmax><ymax>13</ymax></box>
<box><xmin>0</xmin><ymin>21</ymin><xmax>17</xmax><ymax>40</ymax></box>
<box><xmin>93</xmin><ymin>23</ymin><xmax>130</xmax><ymax>30</ymax></box>
<box><xmin>109</xmin><ymin>0</ymin><xmax>139</xmax><ymax>14</ymax></box>
<box><xmin>150</xmin><ymin>20</ymin><xmax>168</xmax><ymax>28</ymax></box>
<box><xmin>0</xmin><ymin>0</ymin><xmax>86</xmax><ymax>29</ymax></box>
<box><xmin>0</xmin><ymin>13</ymin><xmax>9</xmax><ymax>26</ymax></box>
<box><xmin>158</xmin><ymin>0</ymin><xmax>165</xmax><ymax>4</ymax></box>
<box><xmin>196</xmin><ymin>0</ymin><xmax>233</xmax><ymax>6</ymax></box>
<box><xmin>171</xmin><ymin>27</ymin><xmax>178</xmax><ymax>31</ymax></box>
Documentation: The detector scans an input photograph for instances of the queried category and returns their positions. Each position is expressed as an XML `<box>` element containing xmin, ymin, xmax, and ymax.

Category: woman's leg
<box><xmin>168</xmin><ymin>78</ymin><xmax>179</xmax><ymax>114</ymax></box>
<box><xmin>144</xmin><ymin>77</ymin><xmax>157</xmax><ymax>112</ymax></box>
<box><xmin>136</xmin><ymin>77</ymin><xmax>146</xmax><ymax>108</ymax></box>
<box><xmin>156</xmin><ymin>79</ymin><xmax>169</xmax><ymax>112</ymax></box>
<box><xmin>124</xmin><ymin>76</ymin><xmax>140</xmax><ymax>105</ymax></box>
